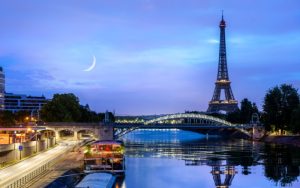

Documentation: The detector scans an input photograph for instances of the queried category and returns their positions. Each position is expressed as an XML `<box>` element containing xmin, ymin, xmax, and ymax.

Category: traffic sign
<box><xmin>18</xmin><ymin>145</ymin><xmax>23</xmax><ymax>151</ymax></box>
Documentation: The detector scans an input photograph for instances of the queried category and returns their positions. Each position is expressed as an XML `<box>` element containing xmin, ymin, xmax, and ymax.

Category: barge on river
<box><xmin>83</xmin><ymin>140</ymin><xmax>125</xmax><ymax>174</ymax></box>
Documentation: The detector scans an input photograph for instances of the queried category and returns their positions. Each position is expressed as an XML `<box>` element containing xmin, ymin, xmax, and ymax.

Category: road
<box><xmin>26</xmin><ymin>146</ymin><xmax>84</xmax><ymax>188</ymax></box>
<box><xmin>0</xmin><ymin>140</ymin><xmax>79</xmax><ymax>188</ymax></box>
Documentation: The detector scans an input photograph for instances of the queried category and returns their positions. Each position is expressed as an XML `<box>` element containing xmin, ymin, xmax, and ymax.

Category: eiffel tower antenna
<box><xmin>222</xmin><ymin>10</ymin><xmax>224</xmax><ymax>20</ymax></box>
<box><xmin>207</xmin><ymin>13</ymin><xmax>239</xmax><ymax>113</ymax></box>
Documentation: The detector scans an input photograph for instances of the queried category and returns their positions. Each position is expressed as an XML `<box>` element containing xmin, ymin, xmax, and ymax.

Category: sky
<box><xmin>0</xmin><ymin>0</ymin><xmax>299</xmax><ymax>115</ymax></box>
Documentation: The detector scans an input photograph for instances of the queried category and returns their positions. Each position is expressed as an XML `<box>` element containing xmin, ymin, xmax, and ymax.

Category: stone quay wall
<box><xmin>0</xmin><ymin>138</ymin><xmax>56</xmax><ymax>166</ymax></box>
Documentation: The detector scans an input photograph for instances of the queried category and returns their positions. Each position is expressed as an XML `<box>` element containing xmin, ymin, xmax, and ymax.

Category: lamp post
<box><xmin>46</xmin><ymin>130</ymin><xmax>49</xmax><ymax>149</ymax></box>
<box><xmin>35</xmin><ymin>130</ymin><xmax>38</xmax><ymax>153</ymax></box>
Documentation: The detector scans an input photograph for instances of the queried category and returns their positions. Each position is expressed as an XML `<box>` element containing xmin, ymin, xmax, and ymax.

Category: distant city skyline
<box><xmin>1</xmin><ymin>0</ymin><xmax>300</xmax><ymax>115</ymax></box>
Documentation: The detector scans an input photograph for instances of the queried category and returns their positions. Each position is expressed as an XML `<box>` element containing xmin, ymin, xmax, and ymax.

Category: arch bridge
<box><xmin>15</xmin><ymin>113</ymin><xmax>253</xmax><ymax>141</ymax></box>
<box><xmin>114</xmin><ymin>113</ymin><xmax>252</xmax><ymax>139</ymax></box>
<box><xmin>42</xmin><ymin>122</ymin><xmax>114</xmax><ymax>141</ymax></box>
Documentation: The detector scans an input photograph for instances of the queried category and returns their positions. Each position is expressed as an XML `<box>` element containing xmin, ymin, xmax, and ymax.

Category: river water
<box><xmin>116</xmin><ymin>129</ymin><xmax>300</xmax><ymax>188</ymax></box>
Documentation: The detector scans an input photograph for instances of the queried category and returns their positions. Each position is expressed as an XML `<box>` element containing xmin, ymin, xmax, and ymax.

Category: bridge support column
<box><xmin>98</xmin><ymin>125</ymin><xmax>114</xmax><ymax>141</ymax></box>
<box><xmin>77</xmin><ymin>132</ymin><xmax>82</xmax><ymax>140</ymax></box>
<box><xmin>55</xmin><ymin>130</ymin><xmax>60</xmax><ymax>142</ymax></box>
<box><xmin>73</xmin><ymin>131</ymin><xmax>78</xmax><ymax>140</ymax></box>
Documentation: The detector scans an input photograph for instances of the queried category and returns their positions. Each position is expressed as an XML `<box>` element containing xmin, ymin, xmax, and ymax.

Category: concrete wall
<box><xmin>0</xmin><ymin>144</ymin><xmax>15</xmax><ymax>152</ymax></box>
<box><xmin>0</xmin><ymin>138</ymin><xmax>56</xmax><ymax>166</ymax></box>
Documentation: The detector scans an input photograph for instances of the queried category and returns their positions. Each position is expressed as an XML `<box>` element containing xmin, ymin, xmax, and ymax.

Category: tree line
<box><xmin>40</xmin><ymin>93</ymin><xmax>115</xmax><ymax>123</ymax></box>
<box><xmin>226</xmin><ymin>84</ymin><xmax>300</xmax><ymax>134</ymax></box>
<box><xmin>0</xmin><ymin>110</ymin><xmax>32</xmax><ymax>126</ymax></box>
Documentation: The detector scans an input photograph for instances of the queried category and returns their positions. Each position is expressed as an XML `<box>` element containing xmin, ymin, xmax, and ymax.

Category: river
<box><xmin>115</xmin><ymin>129</ymin><xmax>300</xmax><ymax>188</ymax></box>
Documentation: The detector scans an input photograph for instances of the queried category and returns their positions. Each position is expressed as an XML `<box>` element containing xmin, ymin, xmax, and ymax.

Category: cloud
<box><xmin>0</xmin><ymin>0</ymin><xmax>299</xmax><ymax>114</ymax></box>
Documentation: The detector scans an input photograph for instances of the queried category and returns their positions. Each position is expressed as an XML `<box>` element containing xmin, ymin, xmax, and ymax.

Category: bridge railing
<box><xmin>4</xmin><ymin>160</ymin><xmax>53</xmax><ymax>188</ymax></box>
<box><xmin>145</xmin><ymin>113</ymin><xmax>234</xmax><ymax>126</ymax></box>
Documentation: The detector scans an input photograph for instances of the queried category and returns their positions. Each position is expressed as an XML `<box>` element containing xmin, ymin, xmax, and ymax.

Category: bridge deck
<box><xmin>113</xmin><ymin>123</ymin><xmax>250</xmax><ymax>129</ymax></box>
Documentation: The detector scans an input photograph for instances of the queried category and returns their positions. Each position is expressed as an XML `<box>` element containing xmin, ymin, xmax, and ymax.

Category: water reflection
<box><xmin>121</xmin><ymin>130</ymin><xmax>300</xmax><ymax>188</ymax></box>
<box><xmin>211</xmin><ymin>165</ymin><xmax>236</xmax><ymax>188</ymax></box>
<box><xmin>263</xmin><ymin>144</ymin><xmax>300</xmax><ymax>187</ymax></box>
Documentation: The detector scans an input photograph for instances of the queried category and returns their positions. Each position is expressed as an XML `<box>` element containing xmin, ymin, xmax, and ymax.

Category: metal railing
<box><xmin>145</xmin><ymin>113</ymin><xmax>234</xmax><ymax>126</ymax></box>
<box><xmin>5</xmin><ymin>161</ymin><xmax>52</xmax><ymax>188</ymax></box>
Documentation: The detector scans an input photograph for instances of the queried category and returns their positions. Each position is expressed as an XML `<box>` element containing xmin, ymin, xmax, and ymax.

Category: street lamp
<box><xmin>46</xmin><ymin>130</ymin><xmax>49</xmax><ymax>149</ymax></box>
<box><xmin>35</xmin><ymin>130</ymin><xmax>38</xmax><ymax>153</ymax></box>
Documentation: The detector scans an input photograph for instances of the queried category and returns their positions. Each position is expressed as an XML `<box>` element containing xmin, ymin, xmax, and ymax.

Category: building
<box><xmin>4</xmin><ymin>93</ymin><xmax>48</xmax><ymax>116</ymax></box>
<box><xmin>207</xmin><ymin>14</ymin><xmax>239</xmax><ymax>113</ymax></box>
<box><xmin>0</xmin><ymin>67</ymin><xmax>5</xmax><ymax>110</ymax></box>
<box><xmin>0</xmin><ymin>67</ymin><xmax>49</xmax><ymax>115</ymax></box>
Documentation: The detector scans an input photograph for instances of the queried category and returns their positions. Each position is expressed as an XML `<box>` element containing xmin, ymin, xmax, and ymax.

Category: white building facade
<box><xmin>0</xmin><ymin>67</ymin><xmax>49</xmax><ymax>116</ymax></box>
<box><xmin>4</xmin><ymin>93</ymin><xmax>48</xmax><ymax>115</ymax></box>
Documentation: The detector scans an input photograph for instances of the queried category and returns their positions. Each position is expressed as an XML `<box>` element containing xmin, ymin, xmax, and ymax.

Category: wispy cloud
<box><xmin>1</xmin><ymin>0</ymin><xmax>300</xmax><ymax>114</ymax></box>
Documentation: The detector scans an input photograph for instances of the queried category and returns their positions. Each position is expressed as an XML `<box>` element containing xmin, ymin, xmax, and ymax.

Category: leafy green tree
<box><xmin>226</xmin><ymin>98</ymin><xmax>258</xmax><ymax>124</ymax></box>
<box><xmin>79</xmin><ymin>104</ymin><xmax>101</xmax><ymax>122</ymax></box>
<box><xmin>14</xmin><ymin>110</ymin><xmax>31</xmax><ymax>123</ymax></box>
<box><xmin>41</xmin><ymin>93</ymin><xmax>81</xmax><ymax>122</ymax></box>
<box><xmin>226</xmin><ymin>110</ymin><xmax>241</xmax><ymax>123</ymax></box>
<box><xmin>0</xmin><ymin>111</ymin><xmax>16</xmax><ymax>126</ymax></box>
<box><xmin>40</xmin><ymin>93</ymin><xmax>115</xmax><ymax>123</ymax></box>
<box><xmin>262</xmin><ymin>84</ymin><xmax>299</xmax><ymax>133</ymax></box>
<box><xmin>290</xmin><ymin>106</ymin><xmax>300</xmax><ymax>133</ymax></box>
<box><xmin>240</xmin><ymin>98</ymin><xmax>259</xmax><ymax>124</ymax></box>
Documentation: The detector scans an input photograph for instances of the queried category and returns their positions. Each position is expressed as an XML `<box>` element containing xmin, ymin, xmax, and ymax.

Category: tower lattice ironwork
<box><xmin>207</xmin><ymin>14</ymin><xmax>238</xmax><ymax>113</ymax></box>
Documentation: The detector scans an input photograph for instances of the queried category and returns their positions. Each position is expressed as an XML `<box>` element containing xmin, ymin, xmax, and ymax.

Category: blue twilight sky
<box><xmin>0</xmin><ymin>0</ymin><xmax>300</xmax><ymax>115</ymax></box>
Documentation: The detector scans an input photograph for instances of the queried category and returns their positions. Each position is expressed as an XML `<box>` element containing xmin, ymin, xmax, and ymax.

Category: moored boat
<box><xmin>83</xmin><ymin>140</ymin><xmax>125</xmax><ymax>174</ymax></box>
<box><xmin>75</xmin><ymin>172</ymin><xmax>116</xmax><ymax>188</ymax></box>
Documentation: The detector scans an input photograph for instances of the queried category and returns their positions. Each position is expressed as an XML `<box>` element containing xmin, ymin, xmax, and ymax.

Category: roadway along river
<box><xmin>0</xmin><ymin>140</ymin><xmax>78</xmax><ymax>188</ymax></box>
<box><xmin>115</xmin><ymin>129</ymin><xmax>300</xmax><ymax>188</ymax></box>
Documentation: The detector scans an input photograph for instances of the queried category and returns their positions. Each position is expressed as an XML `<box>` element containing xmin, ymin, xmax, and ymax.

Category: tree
<box><xmin>40</xmin><ymin>93</ymin><xmax>81</xmax><ymax>122</ymax></box>
<box><xmin>226</xmin><ymin>98</ymin><xmax>258</xmax><ymax>124</ymax></box>
<box><xmin>226</xmin><ymin>110</ymin><xmax>241</xmax><ymax>124</ymax></box>
<box><xmin>0</xmin><ymin>111</ymin><xmax>16</xmax><ymax>126</ymax></box>
<box><xmin>40</xmin><ymin>93</ymin><xmax>115</xmax><ymax>123</ymax></box>
<box><xmin>290</xmin><ymin>106</ymin><xmax>300</xmax><ymax>133</ymax></box>
<box><xmin>79</xmin><ymin>104</ymin><xmax>101</xmax><ymax>122</ymax></box>
<box><xmin>240</xmin><ymin>98</ymin><xmax>259</xmax><ymax>124</ymax></box>
<box><xmin>262</xmin><ymin>84</ymin><xmax>299</xmax><ymax>133</ymax></box>
<box><xmin>14</xmin><ymin>110</ymin><xmax>31</xmax><ymax>123</ymax></box>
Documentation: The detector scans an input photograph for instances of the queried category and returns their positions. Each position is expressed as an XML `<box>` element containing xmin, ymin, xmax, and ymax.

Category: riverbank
<box><xmin>261</xmin><ymin>135</ymin><xmax>300</xmax><ymax>147</ymax></box>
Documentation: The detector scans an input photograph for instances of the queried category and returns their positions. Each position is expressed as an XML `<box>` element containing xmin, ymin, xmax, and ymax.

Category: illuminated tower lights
<box><xmin>207</xmin><ymin>13</ymin><xmax>239</xmax><ymax>113</ymax></box>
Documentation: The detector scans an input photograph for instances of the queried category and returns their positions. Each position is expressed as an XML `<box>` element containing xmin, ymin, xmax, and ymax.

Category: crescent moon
<box><xmin>84</xmin><ymin>56</ymin><xmax>96</xmax><ymax>72</ymax></box>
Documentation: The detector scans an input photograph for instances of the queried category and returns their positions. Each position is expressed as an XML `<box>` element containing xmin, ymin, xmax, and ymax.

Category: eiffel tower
<box><xmin>211</xmin><ymin>165</ymin><xmax>237</xmax><ymax>188</ymax></box>
<box><xmin>207</xmin><ymin>14</ymin><xmax>239</xmax><ymax>113</ymax></box>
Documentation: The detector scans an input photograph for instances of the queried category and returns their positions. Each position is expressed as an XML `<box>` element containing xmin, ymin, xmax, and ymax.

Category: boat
<box><xmin>75</xmin><ymin>172</ymin><xmax>116</xmax><ymax>188</ymax></box>
<box><xmin>83</xmin><ymin>140</ymin><xmax>125</xmax><ymax>174</ymax></box>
